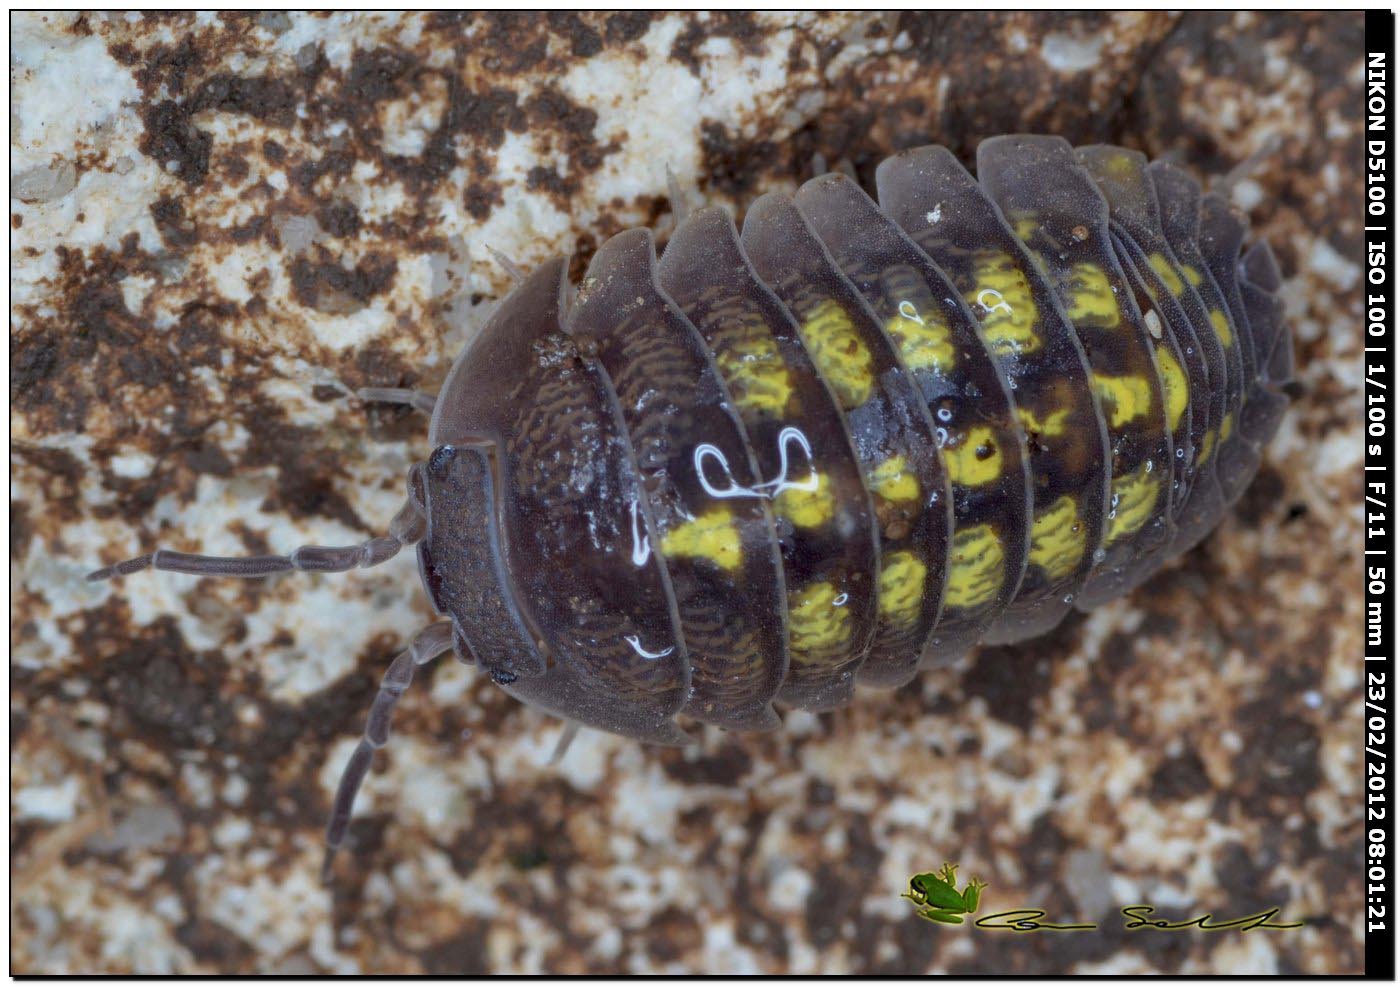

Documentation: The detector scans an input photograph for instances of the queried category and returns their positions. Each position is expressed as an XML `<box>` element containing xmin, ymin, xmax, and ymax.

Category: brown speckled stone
<box><xmin>11</xmin><ymin>10</ymin><xmax>1362</xmax><ymax>974</ymax></box>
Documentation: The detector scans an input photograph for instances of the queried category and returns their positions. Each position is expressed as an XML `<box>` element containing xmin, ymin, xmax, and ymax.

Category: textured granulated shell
<box><xmin>411</xmin><ymin>136</ymin><xmax>1293</xmax><ymax>743</ymax></box>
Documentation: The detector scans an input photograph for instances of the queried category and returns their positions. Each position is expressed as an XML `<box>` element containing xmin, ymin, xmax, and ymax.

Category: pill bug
<box><xmin>88</xmin><ymin>134</ymin><xmax>1294</xmax><ymax>875</ymax></box>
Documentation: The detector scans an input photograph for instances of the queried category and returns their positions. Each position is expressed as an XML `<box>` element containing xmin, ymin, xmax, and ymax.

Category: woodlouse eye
<box><xmin>428</xmin><ymin>444</ymin><xmax>457</xmax><ymax>474</ymax></box>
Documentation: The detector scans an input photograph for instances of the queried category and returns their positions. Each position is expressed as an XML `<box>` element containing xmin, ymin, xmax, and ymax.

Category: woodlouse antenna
<box><xmin>322</xmin><ymin>619</ymin><xmax>456</xmax><ymax>884</ymax></box>
<box><xmin>87</xmin><ymin>498</ymin><xmax>426</xmax><ymax>582</ymax></box>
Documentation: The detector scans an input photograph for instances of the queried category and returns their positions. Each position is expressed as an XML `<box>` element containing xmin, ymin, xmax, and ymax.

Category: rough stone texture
<box><xmin>11</xmin><ymin>10</ymin><xmax>1362</xmax><ymax>974</ymax></box>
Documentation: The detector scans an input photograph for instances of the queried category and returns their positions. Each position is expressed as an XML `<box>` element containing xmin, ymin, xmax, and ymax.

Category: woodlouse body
<box><xmin>91</xmin><ymin>134</ymin><xmax>1294</xmax><ymax>868</ymax></box>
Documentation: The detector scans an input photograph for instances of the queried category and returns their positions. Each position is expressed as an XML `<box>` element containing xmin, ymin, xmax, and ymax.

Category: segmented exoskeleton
<box><xmin>89</xmin><ymin>135</ymin><xmax>1295</xmax><ymax>875</ymax></box>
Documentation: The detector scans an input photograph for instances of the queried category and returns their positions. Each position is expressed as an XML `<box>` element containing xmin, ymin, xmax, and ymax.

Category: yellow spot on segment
<box><xmin>883</xmin><ymin>300</ymin><xmax>956</xmax><ymax>374</ymax></box>
<box><xmin>1221</xmin><ymin>412</ymin><xmax>1235</xmax><ymax>441</ymax></box>
<box><xmin>1148</xmin><ymin>252</ymin><xmax>1185</xmax><ymax>296</ymax></box>
<box><xmin>867</xmin><ymin>455</ymin><xmax>920</xmax><ymax>505</ymax></box>
<box><xmin>1064</xmin><ymin>263</ymin><xmax>1121</xmax><ymax>329</ymax></box>
<box><xmin>1182</xmin><ymin>265</ymin><xmax>1204</xmax><ymax>288</ymax></box>
<box><xmin>1028</xmin><ymin>495</ymin><xmax>1085</xmax><ymax>582</ymax></box>
<box><xmin>967</xmin><ymin>254</ymin><xmax>1041</xmax><ymax>356</ymax></box>
<box><xmin>788</xmin><ymin>580</ymin><xmax>852</xmax><ymax>656</ymax></box>
<box><xmin>1013</xmin><ymin>216</ymin><xmax>1040</xmax><ymax>242</ymax></box>
<box><xmin>660</xmin><ymin>509</ymin><xmax>742</xmax><ymax>573</ymax></box>
<box><xmin>773</xmin><ymin>473</ymin><xmax>836</xmax><ymax>530</ymax></box>
<box><xmin>1092</xmin><ymin>372</ymin><xmax>1154</xmax><ymax>427</ymax></box>
<box><xmin>1195</xmin><ymin>428</ymin><xmax>1218</xmax><ymax>467</ymax></box>
<box><xmin>942</xmin><ymin>426</ymin><xmax>1003</xmax><ymax>488</ymax></box>
<box><xmin>1210</xmin><ymin>308</ymin><xmax>1233</xmax><ymax>348</ymax></box>
<box><xmin>1017</xmin><ymin>404</ymin><xmax>1072</xmax><ymax>438</ymax></box>
<box><xmin>713</xmin><ymin>331</ymin><xmax>793</xmax><ymax>416</ymax></box>
<box><xmin>944</xmin><ymin>524</ymin><xmax>1005</xmax><ymax>611</ymax></box>
<box><xmin>878</xmin><ymin>550</ymin><xmax>927</xmax><ymax>628</ymax></box>
<box><xmin>798</xmin><ymin>300</ymin><xmax>874</xmax><ymax>409</ymax></box>
<box><xmin>1103</xmin><ymin>464</ymin><xmax>1162</xmax><ymax>546</ymax></box>
<box><xmin>1156</xmin><ymin>345</ymin><xmax>1189</xmax><ymax>433</ymax></box>
<box><xmin>1103</xmin><ymin>150</ymin><xmax>1137</xmax><ymax>182</ymax></box>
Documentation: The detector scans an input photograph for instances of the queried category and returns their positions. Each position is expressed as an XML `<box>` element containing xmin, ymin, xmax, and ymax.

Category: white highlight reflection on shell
<box><xmin>628</xmin><ymin>498</ymin><xmax>650</xmax><ymax>566</ymax></box>
<box><xmin>693</xmin><ymin>427</ymin><xmax>820</xmax><ymax>504</ymax></box>
<box><xmin>624</xmin><ymin>635</ymin><xmax>675</xmax><ymax>661</ymax></box>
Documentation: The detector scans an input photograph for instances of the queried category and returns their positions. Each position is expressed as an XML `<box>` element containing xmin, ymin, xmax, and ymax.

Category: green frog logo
<box><xmin>902</xmin><ymin>862</ymin><xmax>988</xmax><ymax>925</ymax></box>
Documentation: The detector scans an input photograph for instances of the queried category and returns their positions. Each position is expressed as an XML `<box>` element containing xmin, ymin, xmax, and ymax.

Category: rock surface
<box><xmin>11</xmin><ymin>10</ymin><xmax>1363</xmax><ymax>974</ymax></box>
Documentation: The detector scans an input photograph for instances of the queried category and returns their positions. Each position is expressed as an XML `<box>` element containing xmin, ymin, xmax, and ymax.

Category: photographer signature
<box><xmin>975</xmin><ymin>906</ymin><xmax>1303</xmax><ymax>933</ymax></box>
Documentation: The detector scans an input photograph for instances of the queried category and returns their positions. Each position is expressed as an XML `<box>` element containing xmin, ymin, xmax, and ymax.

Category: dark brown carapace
<box><xmin>89</xmin><ymin>136</ymin><xmax>1294</xmax><ymax>876</ymax></box>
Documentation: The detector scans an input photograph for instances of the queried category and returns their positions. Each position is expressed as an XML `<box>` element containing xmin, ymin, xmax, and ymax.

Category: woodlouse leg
<box><xmin>356</xmin><ymin>387</ymin><xmax>438</xmax><ymax>415</ymax></box>
<box><xmin>87</xmin><ymin>498</ymin><xmax>426</xmax><ymax>581</ymax></box>
<box><xmin>665</xmin><ymin>164</ymin><xmax>691</xmax><ymax>223</ymax></box>
<box><xmin>807</xmin><ymin>151</ymin><xmax>857</xmax><ymax>180</ymax></box>
<box><xmin>1212</xmin><ymin>134</ymin><xmax>1283</xmax><ymax>199</ymax></box>
<box><xmin>322</xmin><ymin>619</ymin><xmax>455</xmax><ymax>883</ymax></box>
<box><xmin>486</xmin><ymin>244</ymin><xmax>525</xmax><ymax>283</ymax></box>
<box><xmin>546</xmin><ymin>722</ymin><xmax>581</xmax><ymax>766</ymax></box>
